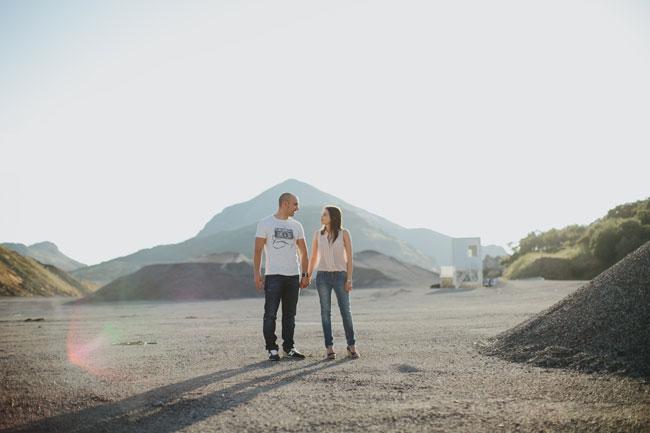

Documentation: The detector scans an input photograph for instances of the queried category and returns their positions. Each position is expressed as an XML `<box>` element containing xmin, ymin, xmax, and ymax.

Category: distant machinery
<box><xmin>433</xmin><ymin>237</ymin><xmax>483</xmax><ymax>287</ymax></box>
<box><xmin>439</xmin><ymin>266</ymin><xmax>458</xmax><ymax>288</ymax></box>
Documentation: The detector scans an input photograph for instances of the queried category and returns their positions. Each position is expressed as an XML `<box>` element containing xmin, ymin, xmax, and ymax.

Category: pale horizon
<box><xmin>2</xmin><ymin>1</ymin><xmax>649</xmax><ymax>265</ymax></box>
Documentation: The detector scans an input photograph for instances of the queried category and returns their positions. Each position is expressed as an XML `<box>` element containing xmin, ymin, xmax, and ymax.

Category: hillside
<box><xmin>504</xmin><ymin>197</ymin><xmax>650</xmax><ymax>280</ymax></box>
<box><xmin>76</xmin><ymin>250</ymin><xmax>437</xmax><ymax>303</ymax></box>
<box><xmin>2</xmin><ymin>241</ymin><xmax>86</xmax><ymax>271</ymax></box>
<box><xmin>482</xmin><ymin>244</ymin><xmax>508</xmax><ymax>259</ymax></box>
<box><xmin>0</xmin><ymin>246</ymin><xmax>93</xmax><ymax>297</ymax></box>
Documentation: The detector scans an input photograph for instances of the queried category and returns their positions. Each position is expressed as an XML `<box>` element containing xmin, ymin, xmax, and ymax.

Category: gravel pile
<box><xmin>76</xmin><ymin>262</ymin><xmax>258</xmax><ymax>303</ymax></box>
<box><xmin>482</xmin><ymin>241</ymin><xmax>650</xmax><ymax>377</ymax></box>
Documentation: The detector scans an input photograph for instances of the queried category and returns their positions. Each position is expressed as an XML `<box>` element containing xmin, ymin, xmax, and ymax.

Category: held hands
<box><xmin>257</xmin><ymin>273</ymin><xmax>311</xmax><ymax>290</ymax></box>
<box><xmin>254</xmin><ymin>272</ymin><xmax>264</xmax><ymax>292</ymax></box>
<box><xmin>300</xmin><ymin>272</ymin><xmax>313</xmax><ymax>289</ymax></box>
<box><xmin>345</xmin><ymin>279</ymin><xmax>353</xmax><ymax>292</ymax></box>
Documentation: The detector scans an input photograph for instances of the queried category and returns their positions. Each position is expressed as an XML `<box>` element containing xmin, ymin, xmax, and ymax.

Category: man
<box><xmin>254</xmin><ymin>192</ymin><xmax>310</xmax><ymax>361</ymax></box>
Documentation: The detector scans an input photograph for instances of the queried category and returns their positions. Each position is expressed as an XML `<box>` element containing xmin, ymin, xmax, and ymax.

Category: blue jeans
<box><xmin>263</xmin><ymin>275</ymin><xmax>300</xmax><ymax>352</ymax></box>
<box><xmin>316</xmin><ymin>271</ymin><xmax>356</xmax><ymax>347</ymax></box>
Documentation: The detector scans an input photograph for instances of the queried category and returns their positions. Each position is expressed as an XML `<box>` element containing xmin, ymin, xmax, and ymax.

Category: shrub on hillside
<box><xmin>591</xmin><ymin>219</ymin><xmax>650</xmax><ymax>267</ymax></box>
<box><xmin>505</xmin><ymin>197</ymin><xmax>650</xmax><ymax>280</ymax></box>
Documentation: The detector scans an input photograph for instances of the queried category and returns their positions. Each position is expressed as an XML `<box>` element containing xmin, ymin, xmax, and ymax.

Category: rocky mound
<box><xmin>354</xmin><ymin>250</ymin><xmax>439</xmax><ymax>287</ymax></box>
<box><xmin>481</xmin><ymin>241</ymin><xmax>650</xmax><ymax>377</ymax></box>
<box><xmin>351</xmin><ymin>266</ymin><xmax>399</xmax><ymax>288</ymax></box>
<box><xmin>77</xmin><ymin>262</ymin><xmax>257</xmax><ymax>303</ymax></box>
<box><xmin>76</xmin><ymin>250</ymin><xmax>441</xmax><ymax>303</ymax></box>
<box><xmin>187</xmin><ymin>252</ymin><xmax>251</xmax><ymax>264</ymax></box>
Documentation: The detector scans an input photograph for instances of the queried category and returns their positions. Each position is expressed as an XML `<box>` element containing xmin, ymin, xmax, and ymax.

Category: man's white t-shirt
<box><xmin>256</xmin><ymin>215</ymin><xmax>306</xmax><ymax>276</ymax></box>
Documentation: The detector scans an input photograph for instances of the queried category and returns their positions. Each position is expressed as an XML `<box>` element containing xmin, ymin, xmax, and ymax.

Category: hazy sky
<box><xmin>1</xmin><ymin>0</ymin><xmax>649</xmax><ymax>265</ymax></box>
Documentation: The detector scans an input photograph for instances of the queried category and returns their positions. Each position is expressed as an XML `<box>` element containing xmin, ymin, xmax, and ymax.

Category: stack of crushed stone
<box><xmin>482</xmin><ymin>241</ymin><xmax>650</xmax><ymax>377</ymax></box>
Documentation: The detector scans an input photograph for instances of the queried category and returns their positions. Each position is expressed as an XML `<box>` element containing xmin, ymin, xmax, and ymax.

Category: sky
<box><xmin>1</xmin><ymin>0</ymin><xmax>649</xmax><ymax>265</ymax></box>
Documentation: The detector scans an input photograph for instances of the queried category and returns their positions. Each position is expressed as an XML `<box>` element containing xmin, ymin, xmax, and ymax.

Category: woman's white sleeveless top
<box><xmin>317</xmin><ymin>229</ymin><xmax>348</xmax><ymax>272</ymax></box>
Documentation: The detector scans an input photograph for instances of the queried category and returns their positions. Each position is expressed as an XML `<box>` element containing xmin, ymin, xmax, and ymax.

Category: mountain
<box><xmin>1</xmin><ymin>241</ymin><xmax>86</xmax><ymax>272</ymax></box>
<box><xmin>482</xmin><ymin>244</ymin><xmax>508</xmax><ymax>259</ymax></box>
<box><xmin>0</xmin><ymin>246</ymin><xmax>93</xmax><ymax>297</ymax></box>
<box><xmin>76</xmin><ymin>250</ymin><xmax>438</xmax><ymax>303</ymax></box>
<box><xmin>73</xmin><ymin>179</ymin><xmax>493</xmax><ymax>286</ymax></box>
<box><xmin>197</xmin><ymin>179</ymin><xmax>454</xmax><ymax>264</ymax></box>
<box><xmin>197</xmin><ymin>179</ymin><xmax>347</xmax><ymax>237</ymax></box>
<box><xmin>72</xmin><ymin>206</ymin><xmax>435</xmax><ymax>286</ymax></box>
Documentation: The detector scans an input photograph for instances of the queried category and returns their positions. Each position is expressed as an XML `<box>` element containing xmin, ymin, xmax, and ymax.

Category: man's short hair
<box><xmin>278</xmin><ymin>192</ymin><xmax>294</xmax><ymax>207</ymax></box>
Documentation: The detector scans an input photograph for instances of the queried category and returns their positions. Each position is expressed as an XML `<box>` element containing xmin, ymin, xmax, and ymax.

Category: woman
<box><xmin>307</xmin><ymin>206</ymin><xmax>359</xmax><ymax>360</ymax></box>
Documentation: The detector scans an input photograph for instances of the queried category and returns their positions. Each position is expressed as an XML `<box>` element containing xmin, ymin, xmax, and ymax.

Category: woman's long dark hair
<box><xmin>321</xmin><ymin>206</ymin><xmax>342</xmax><ymax>243</ymax></box>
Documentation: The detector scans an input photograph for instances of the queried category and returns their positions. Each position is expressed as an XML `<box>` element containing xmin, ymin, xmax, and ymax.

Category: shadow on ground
<box><xmin>3</xmin><ymin>359</ymin><xmax>346</xmax><ymax>433</ymax></box>
<box><xmin>428</xmin><ymin>288</ymin><xmax>477</xmax><ymax>295</ymax></box>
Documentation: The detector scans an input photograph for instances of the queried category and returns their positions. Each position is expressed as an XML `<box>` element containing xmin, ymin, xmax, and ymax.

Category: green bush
<box><xmin>591</xmin><ymin>218</ymin><xmax>650</xmax><ymax>266</ymax></box>
<box><xmin>505</xmin><ymin>197</ymin><xmax>650</xmax><ymax>280</ymax></box>
<box><xmin>505</xmin><ymin>225</ymin><xmax>587</xmax><ymax>265</ymax></box>
<box><xmin>508</xmin><ymin>256</ymin><xmax>573</xmax><ymax>280</ymax></box>
<box><xmin>614</xmin><ymin>219</ymin><xmax>650</xmax><ymax>262</ymax></box>
<box><xmin>638</xmin><ymin>209</ymin><xmax>650</xmax><ymax>225</ymax></box>
<box><xmin>590</xmin><ymin>220</ymin><xmax>621</xmax><ymax>265</ymax></box>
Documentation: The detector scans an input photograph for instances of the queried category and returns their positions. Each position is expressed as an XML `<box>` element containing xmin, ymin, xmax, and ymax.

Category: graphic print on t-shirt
<box><xmin>273</xmin><ymin>228</ymin><xmax>294</xmax><ymax>249</ymax></box>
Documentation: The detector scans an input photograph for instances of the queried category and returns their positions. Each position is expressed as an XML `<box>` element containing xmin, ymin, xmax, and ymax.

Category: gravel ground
<box><xmin>1</xmin><ymin>281</ymin><xmax>649</xmax><ymax>433</ymax></box>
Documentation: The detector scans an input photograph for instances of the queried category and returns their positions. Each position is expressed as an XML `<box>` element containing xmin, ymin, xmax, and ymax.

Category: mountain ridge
<box><xmin>197</xmin><ymin>179</ymin><xmax>456</xmax><ymax>263</ymax></box>
<box><xmin>71</xmin><ymin>179</ymin><xmax>498</xmax><ymax>286</ymax></box>
<box><xmin>72</xmin><ymin>204</ymin><xmax>436</xmax><ymax>285</ymax></box>
<box><xmin>2</xmin><ymin>241</ymin><xmax>86</xmax><ymax>272</ymax></box>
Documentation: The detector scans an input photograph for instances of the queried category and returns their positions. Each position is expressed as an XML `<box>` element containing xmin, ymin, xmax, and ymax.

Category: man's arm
<box><xmin>253</xmin><ymin>237</ymin><xmax>266</xmax><ymax>292</ymax></box>
<box><xmin>297</xmin><ymin>238</ymin><xmax>309</xmax><ymax>289</ymax></box>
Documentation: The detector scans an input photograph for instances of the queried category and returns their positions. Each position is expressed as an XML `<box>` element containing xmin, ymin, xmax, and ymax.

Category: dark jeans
<box><xmin>316</xmin><ymin>271</ymin><xmax>356</xmax><ymax>347</ymax></box>
<box><xmin>263</xmin><ymin>274</ymin><xmax>300</xmax><ymax>352</ymax></box>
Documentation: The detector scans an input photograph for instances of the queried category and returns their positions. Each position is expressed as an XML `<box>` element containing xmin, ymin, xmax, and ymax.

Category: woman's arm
<box><xmin>343</xmin><ymin>229</ymin><xmax>353</xmax><ymax>292</ymax></box>
<box><xmin>307</xmin><ymin>231</ymin><xmax>320</xmax><ymax>282</ymax></box>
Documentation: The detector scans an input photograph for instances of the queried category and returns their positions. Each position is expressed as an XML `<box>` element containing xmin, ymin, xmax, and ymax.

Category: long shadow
<box><xmin>3</xmin><ymin>358</ymin><xmax>347</xmax><ymax>433</ymax></box>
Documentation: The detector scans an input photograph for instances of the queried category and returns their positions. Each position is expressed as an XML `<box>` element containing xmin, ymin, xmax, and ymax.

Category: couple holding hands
<box><xmin>253</xmin><ymin>192</ymin><xmax>359</xmax><ymax>362</ymax></box>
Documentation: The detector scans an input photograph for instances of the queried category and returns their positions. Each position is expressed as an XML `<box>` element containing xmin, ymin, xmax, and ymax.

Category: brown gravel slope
<box><xmin>0</xmin><ymin>246</ymin><xmax>91</xmax><ymax>297</ymax></box>
<box><xmin>482</xmin><ymin>241</ymin><xmax>650</xmax><ymax>377</ymax></box>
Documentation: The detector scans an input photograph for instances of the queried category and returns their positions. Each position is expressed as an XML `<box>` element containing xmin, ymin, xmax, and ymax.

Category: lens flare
<box><xmin>66</xmin><ymin>309</ymin><xmax>123</xmax><ymax>379</ymax></box>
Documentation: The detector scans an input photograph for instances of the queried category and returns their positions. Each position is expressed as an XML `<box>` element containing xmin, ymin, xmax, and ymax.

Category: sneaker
<box><xmin>268</xmin><ymin>350</ymin><xmax>280</xmax><ymax>361</ymax></box>
<box><xmin>284</xmin><ymin>348</ymin><xmax>306</xmax><ymax>360</ymax></box>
